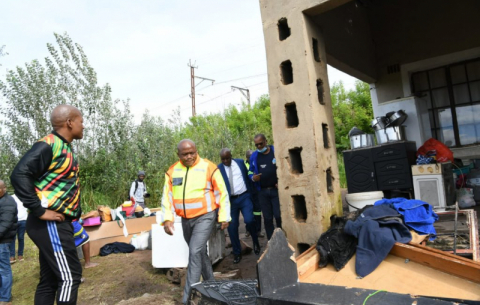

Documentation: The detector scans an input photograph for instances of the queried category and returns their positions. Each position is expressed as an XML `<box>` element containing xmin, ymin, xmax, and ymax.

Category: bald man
<box><xmin>158</xmin><ymin>139</ymin><xmax>230</xmax><ymax>305</ymax></box>
<box><xmin>11</xmin><ymin>104</ymin><xmax>84</xmax><ymax>305</ymax></box>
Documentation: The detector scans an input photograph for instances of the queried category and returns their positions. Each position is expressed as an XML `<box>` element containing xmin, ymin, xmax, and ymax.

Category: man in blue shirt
<box><xmin>218</xmin><ymin>148</ymin><xmax>260</xmax><ymax>264</ymax></box>
<box><xmin>248</xmin><ymin>134</ymin><xmax>282</xmax><ymax>240</ymax></box>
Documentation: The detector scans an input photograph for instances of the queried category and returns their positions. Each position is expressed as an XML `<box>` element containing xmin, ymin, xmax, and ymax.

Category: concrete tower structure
<box><xmin>259</xmin><ymin>0</ymin><xmax>346</xmax><ymax>255</ymax></box>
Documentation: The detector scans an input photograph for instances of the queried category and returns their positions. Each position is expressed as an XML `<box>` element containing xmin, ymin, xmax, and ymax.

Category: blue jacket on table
<box><xmin>247</xmin><ymin>145</ymin><xmax>274</xmax><ymax>191</ymax></box>
<box><xmin>218</xmin><ymin>158</ymin><xmax>253</xmax><ymax>197</ymax></box>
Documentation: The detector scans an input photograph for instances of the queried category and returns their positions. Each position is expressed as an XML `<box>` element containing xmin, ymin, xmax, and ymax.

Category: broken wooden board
<box><xmin>295</xmin><ymin>245</ymin><xmax>319</xmax><ymax>281</ymax></box>
<box><xmin>302</xmin><ymin>252</ymin><xmax>480</xmax><ymax>300</ymax></box>
<box><xmin>390</xmin><ymin>242</ymin><xmax>480</xmax><ymax>283</ymax></box>
<box><xmin>425</xmin><ymin>209</ymin><xmax>479</xmax><ymax>261</ymax></box>
<box><xmin>296</xmin><ymin>243</ymin><xmax>480</xmax><ymax>300</ymax></box>
<box><xmin>257</xmin><ymin>228</ymin><xmax>298</xmax><ymax>295</ymax></box>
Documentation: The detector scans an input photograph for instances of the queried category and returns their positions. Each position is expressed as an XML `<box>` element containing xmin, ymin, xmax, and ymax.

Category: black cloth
<box><xmin>316</xmin><ymin>215</ymin><xmax>356</xmax><ymax>271</ymax></box>
<box><xmin>344</xmin><ymin>204</ymin><xmax>412</xmax><ymax>277</ymax></box>
<box><xmin>256</xmin><ymin>149</ymin><xmax>277</xmax><ymax>188</ymax></box>
<box><xmin>0</xmin><ymin>193</ymin><xmax>18</xmax><ymax>244</ymax></box>
<box><xmin>10</xmin><ymin>139</ymin><xmax>53</xmax><ymax>218</ymax></box>
<box><xmin>100</xmin><ymin>242</ymin><xmax>135</xmax><ymax>256</ymax></box>
<box><xmin>26</xmin><ymin>215</ymin><xmax>82</xmax><ymax>305</ymax></box>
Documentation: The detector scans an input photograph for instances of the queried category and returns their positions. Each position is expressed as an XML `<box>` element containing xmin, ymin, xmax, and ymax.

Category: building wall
<box><xmin>259</xmin><ymin>0</ymin><xmax>345</xmax><ymax>254</ymax></box>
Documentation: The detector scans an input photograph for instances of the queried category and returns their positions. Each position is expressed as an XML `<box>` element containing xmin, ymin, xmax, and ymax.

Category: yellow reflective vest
<box><xmin>158</xmin><ymin>156</ymin><xmax>231</xmax><ymax>225</ymax></box>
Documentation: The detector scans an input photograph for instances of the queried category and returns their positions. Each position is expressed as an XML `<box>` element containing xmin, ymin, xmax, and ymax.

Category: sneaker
<box><xmin>18</xmin><ymin>256</ymin><xmax>24</xmax><ymax>262</ymax></box>
<box><xmin>257</xmin><ymin>232</ymin><xmax>265</xmax><ymax>238</ymax></box>
<box><xmin>10</xmin><ymin>258</ymin><xmax>16</xmax><ymax>264</ymax></box>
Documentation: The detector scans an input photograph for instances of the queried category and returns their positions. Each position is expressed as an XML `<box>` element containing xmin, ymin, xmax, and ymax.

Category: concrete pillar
<box><xmin>259</xmin><ymin>0</ymin><xmax>346</xmax><ymax>255</ymax></box>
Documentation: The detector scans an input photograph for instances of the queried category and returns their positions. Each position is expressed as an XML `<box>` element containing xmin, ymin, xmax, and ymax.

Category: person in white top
<box><xmin>218</xmin><ymin>148</ymin><xmax>261</xmax><ymax>264</ymax></box>
<box><xmin>129</xmin><ymin>171</ymin><xmax>149</xmax><ymax>209</ymax></box>
<box><xmin>9</xmin><ymin>194</ymin><xmax>28</xmax><ymax>264</ymax></box>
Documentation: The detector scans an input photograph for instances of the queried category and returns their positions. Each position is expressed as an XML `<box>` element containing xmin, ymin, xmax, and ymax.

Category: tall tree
<box><xmin>0</xmin><ymin>33</ymin><xmax>132</xmax><ymax>176</ymax></box>
<box><xmin>331</xmin><ymin>80</ymin><xmax>374</xmax><ymax>151</ymax></box>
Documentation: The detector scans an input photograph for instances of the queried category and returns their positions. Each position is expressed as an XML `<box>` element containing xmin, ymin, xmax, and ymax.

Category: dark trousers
<box><xmin>27</xmin><ymin>215</ymin><xmax>82</xmax><ymax>305</ymax></box>
<box><xmin>251</xmin><ymin>191</ymin><xmax>262</xmax><ymax>233</ymax></box>
<box><xmin>9</xmin><ymin>219</ymin><xmax>26</xmax><ymax>257</ymax></box>
<box><xmin>228</xmin><ymin>192</ymin><xmax>259</xmax><ymax>255</ymax></box>
<box><xmin>258</xmin><ymin>188</ymin><xmax>282</xmax><ymax>240</ymax></box>
<box><xmin>181</xmin><ymin>210</ymin><xmax>216</xmax><ymax>304</ymax></box>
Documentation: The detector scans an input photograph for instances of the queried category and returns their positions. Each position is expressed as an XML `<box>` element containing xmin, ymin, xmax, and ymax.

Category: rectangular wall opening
<box><xmin>278</xmin><ymin>18</ymin><xmax>291</xmax><ymax>41</ymax></box>
<box><xmin>298</xmin><ymin>243</ymin><xmax>311</xmax><ymax>255</ymax></box>
<box><xmin>326</xmin><ymin>168</ymin><xmax>333</xmax><ymax>193</ymax></box>
<box><xmin>322</xmin><ymin>123</ymin><xmax>329</xmax><ymax>148</ymax></box>
<box><xmin>288</xmin><ymin>147</ymin><xmax>303</xmax><ymax>174</ymax></box>
<box><xmin>281</xmin><ymin>60</ymin><xmax>293</xmax><ymax>85</ymax></box>
<box><xmin>292</xmin><ymin>195</ymin><xmax>307</xmax><ymax>223</ymax></box>
<box><xmin>312</xmin><ymin>38</ymin><xmax>320</xmax><ymax>62</ymax></box>
<box><xmin>285</xmin><ymin>102</ymin><xmax>299</xmax><ymax>128</ymax></box>
<box><xmin>317</xmin><ymin>79</ymin><xmax>324</xmax><ymax>104</ymax></box>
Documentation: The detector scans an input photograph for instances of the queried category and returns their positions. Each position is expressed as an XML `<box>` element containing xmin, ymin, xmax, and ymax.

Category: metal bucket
<box><xmin>375</xmin><ymin>129</ymin><xmax>389</xmax><ymax>144</ymax></box>
<box><xmin>350</xmin><ymin>134</ymin><xmax>374</xmax><ymax>149</ymax></box>
<box><xmin>385</xmin><ymin>126</ymin><xmax>406</xmax><ymax>142</ymax></box>
<box><xmin>371</xmin><ymin>117</ymin><xmax>389</xmax><ymax>131</ymax></box>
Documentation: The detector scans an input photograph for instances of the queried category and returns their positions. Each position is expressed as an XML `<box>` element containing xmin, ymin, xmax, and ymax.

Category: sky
<box><xmin>0</xmin><ymin>0</ymin><xmax>358</xmax><ymax>123</ymax></box>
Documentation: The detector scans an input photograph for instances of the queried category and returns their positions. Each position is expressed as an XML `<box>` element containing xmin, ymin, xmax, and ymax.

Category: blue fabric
<box><xmin>9</xmin><ymin>219</ymin><xmax>26</xmax><ymax>257</ymax></box>
<box><xmin>218</xmin><ymin>159</ymin><xmax>253</xmax><ymax>196</ymax></box>
<box><xmin>344</xmin><ymin>205</ymin><xmax>412</xmax><ymax>277</ymax></box>
<box><xmin>0</xmin><ymin>243</ymin><xmax>12</xmax><ymax>302</ymax></box>
<box><xmin>258</xmin><ymin>188</ymin><xmax>282</xmax><ymax>240</ymax></box>
<box><xmin>227</xmin><ymin>193</ymin><xmax>258</xmax><ymax>255</ymax></box>
<box><xmin>248</xmin><ymin>145</ymin><xmax>275</xmax><ymax>191</ymax></box>
<box><xmin>374</xmin><ymin>198</ymin><xmax>438</xmax><ymax>240</ymax></box>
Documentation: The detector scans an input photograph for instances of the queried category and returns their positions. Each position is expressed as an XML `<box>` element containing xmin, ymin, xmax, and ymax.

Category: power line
<box><xmin>148</xmin><ymin>73</ymin><xmax>267</xmax><ymax>112</ymax></box>
<box><xmin>215</xmin><ymin>73</ymin><xmax>267</xmax><ymax>85</ymax></box>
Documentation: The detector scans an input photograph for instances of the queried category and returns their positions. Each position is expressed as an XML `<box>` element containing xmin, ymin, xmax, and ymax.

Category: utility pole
<box><xmin>188</xmin><ymin>60</ymin><xmax>198</xmax><ymax>117</ymax></box>
<box><xmin>231</xmin><ymin>86</ymin><xmax>250</xmax><ymax>107</ymax></box>
<box><xmin>188</xmin><ymin>59</ymin><xmax>215</xmax><ymax>117</ymax></box>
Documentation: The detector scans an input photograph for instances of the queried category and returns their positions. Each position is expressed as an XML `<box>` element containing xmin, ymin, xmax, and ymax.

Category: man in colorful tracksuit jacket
<box><xmin>11</xmin><ymin>105</ymin><xmax>84</xmax><ymax>305</ymax></box>
<box><xmin>158</xmin><ymin>139</ymin><xmax>231</xmax><ymax>305</ymax></box>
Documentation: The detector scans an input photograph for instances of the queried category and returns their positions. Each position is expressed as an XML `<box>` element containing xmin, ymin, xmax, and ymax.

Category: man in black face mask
<box><xmin>247</xmin><ymin>134</ymin><xmax>282</xmax><ymax>240</ymax></box>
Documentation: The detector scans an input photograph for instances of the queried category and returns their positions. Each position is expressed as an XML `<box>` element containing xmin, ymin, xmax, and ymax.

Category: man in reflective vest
<box><xmin>159</xmin><ymin>139</ymin><xmax>230</xmax><ymax>305</ymax></box>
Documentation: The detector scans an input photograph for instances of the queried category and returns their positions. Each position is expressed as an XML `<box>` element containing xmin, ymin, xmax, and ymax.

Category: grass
<box><xmin>337</xmin><ymin>152</ymin><xmax>347</xmax><ymax>188</ymax></box>
<box><xmin>11</xmin><ymin>236</ymin><xmax>40</xmax><ymax>305</ymax></box>
<box><xmin>11</xmin><ymin>234</ymin><xmax>180</xmax><ymax>305</ymax></box>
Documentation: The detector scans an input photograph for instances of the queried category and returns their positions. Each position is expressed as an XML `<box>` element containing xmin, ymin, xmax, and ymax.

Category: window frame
<box><xmin>411</xmin><ymin>57</ymin><xmax>480</xmax><ymax>147</ymax></box>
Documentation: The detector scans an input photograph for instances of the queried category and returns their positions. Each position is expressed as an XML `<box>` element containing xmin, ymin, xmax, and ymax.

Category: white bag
<box><xmin>131</xmin><ymin>231</ymin><xmax>149</xmax><ymax>250</ymax></box>
<box><xmin>115</xmin><ymin>206</ymin><xmax>129</xmax><ymax>237</ymax></box>
<box><xmin>457</xmin><ymin>188</ymin><xmax>476</xmax><ymax>209</ymax></box>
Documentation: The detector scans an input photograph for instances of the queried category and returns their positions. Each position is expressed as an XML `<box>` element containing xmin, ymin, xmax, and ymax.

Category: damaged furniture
<box><xmin>192</xmin><ymin>229</ymin><xmax>480</xmax><ymax>304</ymax></box>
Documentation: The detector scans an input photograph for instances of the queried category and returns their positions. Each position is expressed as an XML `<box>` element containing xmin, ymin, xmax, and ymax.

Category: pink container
<box><xmin>83</xmin><ymin>216</ymin><xmax>101</xmax><ymax>227</ymax></box>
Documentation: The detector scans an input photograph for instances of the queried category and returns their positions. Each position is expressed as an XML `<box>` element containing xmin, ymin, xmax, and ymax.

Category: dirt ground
<box><xmin>11</xmin><ymin>215</ymin><xmax>266</xmax><ymax>305</ymax></box>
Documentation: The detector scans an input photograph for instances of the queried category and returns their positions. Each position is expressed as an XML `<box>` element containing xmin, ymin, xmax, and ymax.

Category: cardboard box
<box><xmin>85</xmin><ymin>216</ymin><xmax>157</xmax><ymax>257</ymax></box>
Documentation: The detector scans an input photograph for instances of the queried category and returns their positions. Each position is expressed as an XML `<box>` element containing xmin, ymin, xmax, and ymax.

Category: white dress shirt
<box><xmin>226</xmin><ymin>161</ymin><xmax>247</xmax><ymax>196</ymax></box>
<box><xmin>13</xmin><ymin>194</ymin><xmax>28</xmax><ymax>221</ymax></box>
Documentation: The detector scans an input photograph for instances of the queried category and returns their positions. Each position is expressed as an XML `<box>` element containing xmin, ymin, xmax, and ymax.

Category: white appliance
<box><xmin>412</xmin><ymin>163</ymin><xmax>455</xmax><ymax>209</ymax></box>
<box><xmin>151</xmin><ymin>216</ymin><xmax>226</xmax><ymax>268</ymax></box>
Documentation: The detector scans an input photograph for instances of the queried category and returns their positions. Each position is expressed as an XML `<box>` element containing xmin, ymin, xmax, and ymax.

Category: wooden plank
<box><xmin>296</xmin><ymin>245</ymin><xmax>321</xmax><ymax>281</ymax></box>
<box><xmin>295</xmin><ymin>245</ymin><xmax>316</xmax><ymax>265</ymax></box>
<box><xmin>302</xmin><ymin>254</ymin><xmax>480</xmax><ymax>300</ymax></box>
<box><xmin>390</xmin><ymin>242</ymin><xmax>480</xmax><ymax>283</ymax></box>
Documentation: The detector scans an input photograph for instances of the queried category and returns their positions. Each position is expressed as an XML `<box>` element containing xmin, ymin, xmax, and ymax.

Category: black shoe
<box><xmin>233</xmin><ymin>254</ymin><xmax>242</xmax><ymax>264</ymax></box>
<box><xmin>254</xmin><ymin>242</ymin><xmax>261</xmax><ymax>255</ymax></box>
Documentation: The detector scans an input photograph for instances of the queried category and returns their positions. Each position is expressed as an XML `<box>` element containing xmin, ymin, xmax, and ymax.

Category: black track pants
<box><xmin>26</xmin><ymin>215</ymin><xmax>82</xmax><ymax>305</ymax></box>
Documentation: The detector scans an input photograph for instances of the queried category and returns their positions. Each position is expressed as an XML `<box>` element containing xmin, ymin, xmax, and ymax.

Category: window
<box><xmin>411</xmin><ymin>58</ymin><xmax>480</xmax><ymax>147</ymax></box>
